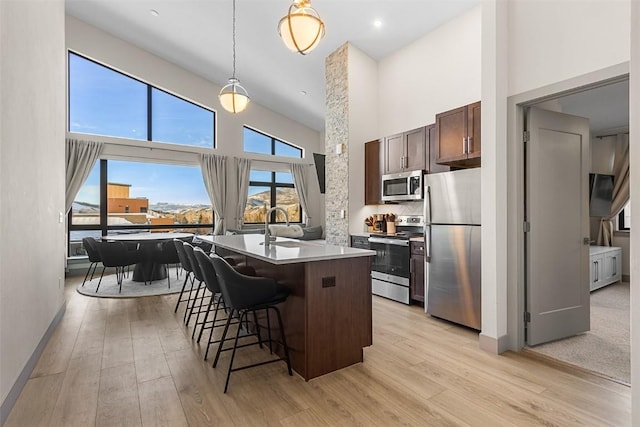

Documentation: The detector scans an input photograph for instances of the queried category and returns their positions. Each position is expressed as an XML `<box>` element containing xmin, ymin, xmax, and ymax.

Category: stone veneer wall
<box><xmin>325</xmin><ymin>43</ymin><xmax>350</xmax><ymax>246</ymax></box>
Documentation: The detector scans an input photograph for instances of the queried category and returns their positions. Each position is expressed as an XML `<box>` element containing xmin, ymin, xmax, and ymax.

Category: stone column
<box><xmin>324</xmin><ymin>43</ymin><xmax>349</xmax><ymax>246</ymax></box>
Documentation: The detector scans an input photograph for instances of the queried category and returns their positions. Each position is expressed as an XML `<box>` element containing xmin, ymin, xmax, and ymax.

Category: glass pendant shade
<box><xmin>219</xmin><ymin>78</ymin><xmax>249</xmax><ymax>113</ymax></box>
<box><xmin>278</xmin><ymin>0</ymin><xmax>325</xmax><ymax>55</ymax></box>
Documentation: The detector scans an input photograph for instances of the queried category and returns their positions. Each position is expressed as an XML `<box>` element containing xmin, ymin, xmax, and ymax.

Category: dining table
<box><xmin>104</xmin><ymin>232</ymin><xmax>194</xmax><ymax>282</ymax></box>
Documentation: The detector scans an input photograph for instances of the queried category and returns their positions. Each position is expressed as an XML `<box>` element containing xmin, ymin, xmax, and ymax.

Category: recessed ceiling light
<box><xmin>300</xmin><ymin>90</ymin><xmax>308</xmax><ymax>96</ymax></box>
<box><xmin>150</xmin><ymin>9</ymin><xmax>159</xmax><ymax>17</ymax></box>
<box><xmin>373</xmin><ymin>20</ymin><xmax>383</xmax><ymax>29</ymax></box>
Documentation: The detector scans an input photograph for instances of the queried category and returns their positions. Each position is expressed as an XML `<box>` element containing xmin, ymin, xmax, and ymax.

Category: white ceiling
<box><xmin>65</xmin><ymin>0</ymin><xmax>480</xmax><ymax>132</ymax></box>
<box><xmin>556</xmin><ymin>79</ymin><xmax>629</xmax><ymax>133</ymax></box>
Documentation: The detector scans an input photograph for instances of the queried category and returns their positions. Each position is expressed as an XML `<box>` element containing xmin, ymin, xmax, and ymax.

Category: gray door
<box><xmin>526</xmin><ymin>107</ymin><xmax>590</xmax><ymax>345</ymax></box>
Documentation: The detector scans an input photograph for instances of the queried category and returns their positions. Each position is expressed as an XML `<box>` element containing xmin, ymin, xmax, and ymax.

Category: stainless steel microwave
<box><xmin>381</xmin><ymin>170</ymin><xmax>424</xmax><ymax>202</ymax></box>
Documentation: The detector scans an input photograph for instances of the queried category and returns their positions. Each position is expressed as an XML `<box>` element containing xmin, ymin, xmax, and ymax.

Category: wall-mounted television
<box><xmin>589</xmin><ymin>173</ymin><xmax>614</xmax><ymax>217</ymax></box>
<box><xmin>313</xmin><ymin>153</ymin><xmax>325</xmax><ymax>194</ymax></box>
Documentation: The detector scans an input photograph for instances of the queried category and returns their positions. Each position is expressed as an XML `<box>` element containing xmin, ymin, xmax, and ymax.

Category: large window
<box><xmin>244</xmin><ymin>170</ymin><xmax>301</xmax><ymax>224</ymax></box>
<box><xmin>243</xmin><ymin>127</ymin><xmax>302</xmax><ymax>158</ymax></box>
<box><xmin>69</xmin><ymin>159</ymin><xmax>213</xmax><ymax>256</ymax></box>
<box><xmin>619</xmin><ymin>201</ymin><xmax>631</xmax><ymax>230</ymax></box>
<box><xmin>68</xmin><ymin>52</ymin><xmax>214</xmax><ymax>148</ymax></box>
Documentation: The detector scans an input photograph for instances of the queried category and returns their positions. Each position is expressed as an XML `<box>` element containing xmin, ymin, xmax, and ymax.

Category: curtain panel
<box><xmin>65</xmin><ymin>138</ymin><xmax>104</xmax><ymax>214</ymax></box>
<box><xmin>290</xmin><ymin>163</ymin><xmax>312</xmax><ymax>225</ymax></box>
<box><xmin>199</xmin><ymin>153</ymin><xmax>227</xmax><ymax>235</ymax></box>
<box><xmin>235</xmin><ymin>157</ymin><xmax>251</xmax><ymax>229</ymax></box>
<box><xmin>597</xmin><ymin>134</ymin><xmax>630</xmax><ymax>246</ymax></box>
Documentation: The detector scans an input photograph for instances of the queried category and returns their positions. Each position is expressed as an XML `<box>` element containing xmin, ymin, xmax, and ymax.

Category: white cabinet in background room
<box><xmin>589</xmin><ymin>246</ymin><xmax>622</xmax><ymax>291</ymax></box>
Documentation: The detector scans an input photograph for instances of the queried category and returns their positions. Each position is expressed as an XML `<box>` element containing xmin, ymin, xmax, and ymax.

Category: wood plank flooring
<box><xmin>5</xmin><ymin>274</ymin><xmax>631</xmax><ymax>426</ymax></box>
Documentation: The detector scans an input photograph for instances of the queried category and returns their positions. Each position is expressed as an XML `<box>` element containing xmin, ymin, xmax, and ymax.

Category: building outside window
<box><xmin>68</xmin><ymin>160</ymin><xmax>213</xmax><ymax>256</ymax></box>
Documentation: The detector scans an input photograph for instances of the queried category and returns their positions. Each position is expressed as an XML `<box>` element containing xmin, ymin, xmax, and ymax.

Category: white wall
<box><xmin>347</xmin><ymin>44</ymin><xmax>380</xmax><ymax>234</ymax></box>
<box><xmin>0</xmin><ymin>0</ymin><xmax>66</xmax><ymax>408</ymax></box>
<box><xmin>65</xmin><ymin>16</ymin><xmax>324</xmax><ymax>230</ymax></box>
<box><xmin>508</xmin><ymin>0</ymin><xmax>630</xmax><ymax>97</ymax></box>
<box><xmin>378</xmin><ymin>6</ymin><xmax>481</xmax><ymax>136</ymax></box>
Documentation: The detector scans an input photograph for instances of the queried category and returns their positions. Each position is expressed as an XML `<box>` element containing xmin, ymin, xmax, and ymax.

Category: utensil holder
<box><xmin>386</xmin><ymin>222</ymin><xmax>396</xmax><ymax>234</ymax></box>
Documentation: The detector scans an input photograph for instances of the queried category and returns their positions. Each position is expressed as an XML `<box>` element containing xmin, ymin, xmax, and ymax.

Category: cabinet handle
<box><xmin>462</xmin><ymin>137</ymin><xmax>467</xmax><ymax>154</ymax></box>
<box><xmin>467</xmin><ymin>136</ymin><xmax>472</xmax><ymax>154</ymax></box>
<box><xmin>593</xmin><ymin>260</ymin><xmax>598</xmax><ymax>282</ymax></box>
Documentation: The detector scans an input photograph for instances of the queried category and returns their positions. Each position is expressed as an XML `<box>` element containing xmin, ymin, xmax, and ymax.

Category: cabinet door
<box><xmin>384</xmin><ymin>133</ymin><xmax>404</xmax><ymax>174</ymax></box>
<box><xmin>467</xmin><ymin>101</ymin><xmax>482</xmax><ymax>159</ymax></box>
<box><xmin>603</xmin><ymin>249</ymin><xmax>621</xmax><ymax>283</ymax></box>
<box><xmin>435</xmin><ymin>105</ymin><xmax>468</xmax><ymax>164</ymax></box>
<box><xmin>404</xmin><ymin>127</ymin><xmax>426</xmax><ymax>171</ymax></box>
<box><xmin>427</xmin><ymin>123</ymin><xmax>449</xmax><ymax>174</ymax></box>
<box><xmin>410</xmin><ymin>254</ymin><xmax>424</xmax><ymax>302</ymax></box>
<box><xmin>590</xmin><ymin>253</ymin><xmax>604</xmax><ymax>291</ymax></box>
<box><xmin>364</xmin><ymin>140</ymin><xmax>383</xmax><ymax>205</ymax></box>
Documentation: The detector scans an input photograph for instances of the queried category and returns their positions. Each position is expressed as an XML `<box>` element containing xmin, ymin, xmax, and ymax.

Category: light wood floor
<box><xmin>5</xmin><ymin>274</ymin><xmax>631</xmax><ymax>426</ymax></box>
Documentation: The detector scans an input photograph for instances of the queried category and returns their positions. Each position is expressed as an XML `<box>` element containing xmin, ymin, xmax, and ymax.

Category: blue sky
<box><xmin>70</xmin><ymin>52</ymin><xmax>300</xmax><ymax>205</ymax></box>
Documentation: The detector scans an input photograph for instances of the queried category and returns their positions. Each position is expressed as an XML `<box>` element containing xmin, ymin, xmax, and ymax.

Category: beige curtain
<box><xmin>289</xmin><ymin>163</ymin><xmax>312</xmax><ymax>225</ymax></box>
<box><xmin>65</xmin><ymin>138</ymin><xmax>103</xmax><ymax>214</ymax></box>
<box><xmin>597</xmin><ymin>134</ymin><xmax>629</xmax><ymax>246</ymax></box>
<box><xmin>235</xmin><ymin>157</ymin><xmax>251</xmax><ymax>229</ymax></box>
<box><xmin>199</xmin><ymin>153</ymin><xmax>227</xmax><ymax>235</ymax></box>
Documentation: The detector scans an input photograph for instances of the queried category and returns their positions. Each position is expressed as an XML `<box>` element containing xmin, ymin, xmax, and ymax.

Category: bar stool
<box><xmin>173</xmin><ymin>239</ymin><xmax>196</xmax><ymax>315</ymax></box>
<box><xmin>209</xmin><ymin>254</ymin><xmax>293</xmax><ymax>393</ymax></box>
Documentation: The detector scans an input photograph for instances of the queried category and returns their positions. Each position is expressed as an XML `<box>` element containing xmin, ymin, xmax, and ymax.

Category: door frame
<box><xmin>506</xmin><ymin>62</ymin><xmax>629</xmax><ymax>350</ymax></box>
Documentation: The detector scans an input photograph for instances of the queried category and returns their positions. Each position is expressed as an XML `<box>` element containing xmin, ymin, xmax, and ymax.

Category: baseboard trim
<box><xmin>0</xmin><ymin>302</ymin><xmax>66</xmax><ymax>426</ymax></box>
<box><xmin>479</xmin><ymin>332</ymin><xmax>509</xmax><ymax>354</ymax></box>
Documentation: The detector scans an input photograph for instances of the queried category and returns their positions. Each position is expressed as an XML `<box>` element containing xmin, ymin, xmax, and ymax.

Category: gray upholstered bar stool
<box><xmin>209</xmin><ymin>254</ymin><xmax>293</xmax><ymax>393</ymax></box>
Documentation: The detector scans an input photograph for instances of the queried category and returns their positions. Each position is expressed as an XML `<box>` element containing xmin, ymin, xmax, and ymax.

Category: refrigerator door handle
<box><xmin>424</xmin><ymin>225</ymin><xmax>431</xmax><ymax>260</ymax></box>
<box><xmin>424</xmin><ymin>185</ymin><xmax>432</xmax><ymax>224</ymax></box>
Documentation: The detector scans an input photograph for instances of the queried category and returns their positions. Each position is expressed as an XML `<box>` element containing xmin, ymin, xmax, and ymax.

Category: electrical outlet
<box><xmin>58</xmin><ymin>277</ymin><xmax>62</xmax><ymax>289</ymax></box>
<box><xmin>59</xmin><ymin>212</ymin><xmax>64</xmax><ymax>223</ymax></box>
<box><xmin>340</xmin><ymin>209</ymin><xmax>346</xmax><ymax>219</ymax></box>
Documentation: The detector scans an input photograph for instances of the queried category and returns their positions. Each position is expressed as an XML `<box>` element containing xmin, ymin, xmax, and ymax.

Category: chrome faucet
<box><xmin>264</xmin><ymin>206</ymin><xmax>289</xmax><ymax>246</ymax></box>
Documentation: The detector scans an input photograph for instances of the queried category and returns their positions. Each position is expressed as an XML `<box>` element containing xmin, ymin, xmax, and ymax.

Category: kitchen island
<box><xmin>198</xmin><ymin>234</ymin><xmax>375</xmax><ymax>380</ymax></box>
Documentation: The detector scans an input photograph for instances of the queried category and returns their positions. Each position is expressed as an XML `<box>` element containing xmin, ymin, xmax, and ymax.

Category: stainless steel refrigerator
<box><xmin>423</xmin><ymin>168</ymin><xmax>481</xmax><ymax>330</ymax></box>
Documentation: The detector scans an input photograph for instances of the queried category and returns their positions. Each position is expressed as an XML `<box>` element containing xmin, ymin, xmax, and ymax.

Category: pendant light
<box><xmin>278</xmin><ymin>0</ymin><xmax>325</xmax><ymax>55</ymax></box>
<box><xmin>219</xmin><ymin>0</ymin><xmax>249</xmax><ymax>113</ymax></box>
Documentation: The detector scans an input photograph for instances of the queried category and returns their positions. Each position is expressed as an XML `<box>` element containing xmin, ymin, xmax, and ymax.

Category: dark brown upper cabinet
<box><xmin>364</xmin><ymin>139</ymin><xmax>383</xmax><ymax>205</ymax></box>
<box><xmin>426</xmin><ymin>124</ymin><xmax>449</xmax><ymax>174</ymax></box>
<box><xmin>384</xmin><ymin>126</ymin><xmax>426</xmax><ymax>174</ymax></box>
<box><xmin>434</xmin><ymin>101</ymin><xmax>481</xmax><ymax>167</ymax></box>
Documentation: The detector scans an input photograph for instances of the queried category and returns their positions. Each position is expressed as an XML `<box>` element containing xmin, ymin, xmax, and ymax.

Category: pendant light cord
<box><xmin>232</xmin><ymin>0</ymin><xmax>237</xmax><ymax>79</ymax></box>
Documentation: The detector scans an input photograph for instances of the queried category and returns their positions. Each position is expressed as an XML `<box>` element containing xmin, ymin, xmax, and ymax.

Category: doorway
<box><xmin>521</xmin><ymin>77</ymin><xmax>631</xmax><ymax>384</ymax></box>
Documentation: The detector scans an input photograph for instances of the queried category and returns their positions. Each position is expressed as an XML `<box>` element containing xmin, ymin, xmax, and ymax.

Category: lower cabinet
<box><xmin>589</xmin><ymin>246</ymin><xmax>622</xmax><ymax>291</ymax></box>
<box><xmin>410</xmin><ymin>241</ymin><xmax>425</xmax><ymax>303</ymax></box>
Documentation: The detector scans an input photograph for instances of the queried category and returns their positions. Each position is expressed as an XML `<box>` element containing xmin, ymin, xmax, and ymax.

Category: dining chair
<box><xmin>81</xmin><ymin>237</ymin><xmax>102</xmax><ymax>287</ymax></box>
<box><xmin>94</xmin><ymin>241</ymin><xmax>146</xmax><ymax>293</ymax></box>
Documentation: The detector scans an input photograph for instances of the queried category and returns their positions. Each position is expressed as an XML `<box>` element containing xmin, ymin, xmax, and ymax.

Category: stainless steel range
<box><xmin>368</xmin><ymin>215</ymin><xmax>424</xmax><ymax>304</ymax></box>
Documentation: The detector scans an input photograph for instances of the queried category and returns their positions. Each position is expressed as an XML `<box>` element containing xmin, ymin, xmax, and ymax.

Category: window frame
<box><xmin>68</xmin><ymin>159</ymin><xmax>214</xmax><ymax>255</ymax></box>
<box><xmin>68</xmin><ymin>51</ymin><xmax>215</xmax><ymax>148</ymax></box>
<box><xmin>618</xmin><ymin>202</ymin><xmax>630</xmax><ymax>231</ymax></box>
<box><xmin>243</xmin><ymin>126</ymin><xmax>303</xmax><ymax>158</ymax></box>
<box><xmin>245</xmin><ymin>170</ymin><xmax>302</xmax><ymax>224</ymax></box>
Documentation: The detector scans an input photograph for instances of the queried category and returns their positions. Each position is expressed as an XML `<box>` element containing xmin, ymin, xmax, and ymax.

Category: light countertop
<box><xmin>198</xmin><ymin>234</ymin><xmax>375</xmax><ymax>265</ymax></box>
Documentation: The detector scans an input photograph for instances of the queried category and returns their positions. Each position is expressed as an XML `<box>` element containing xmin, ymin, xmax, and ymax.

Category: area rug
<box><xmin>529</xmin><ymin>281</ymin><xmax>630</xmax><ymax>384</ymax></box>
<box><xmin>77</xmin><ymin>266</ymin><xmax>185</xmax><ymax>298</ymax></box>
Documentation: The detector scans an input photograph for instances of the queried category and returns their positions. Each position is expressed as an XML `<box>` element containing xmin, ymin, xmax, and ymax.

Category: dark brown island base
<box><xmin>198</xmin><ymin>234</ymin><xmax>375</xmax><ymax>380</ymax></box>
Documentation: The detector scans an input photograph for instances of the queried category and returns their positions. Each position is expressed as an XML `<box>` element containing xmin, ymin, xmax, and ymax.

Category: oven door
<box><xmin>368</xmin><ymin>237</ymin><xmax>410</xmax><ymax>278</ymax></box>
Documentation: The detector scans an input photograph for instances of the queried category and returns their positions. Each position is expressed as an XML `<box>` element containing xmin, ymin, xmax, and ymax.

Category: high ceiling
<box><xmin>65</xmin><ymin>0</ymin><xmax>480</xmax><ymax>132</ymax></box>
